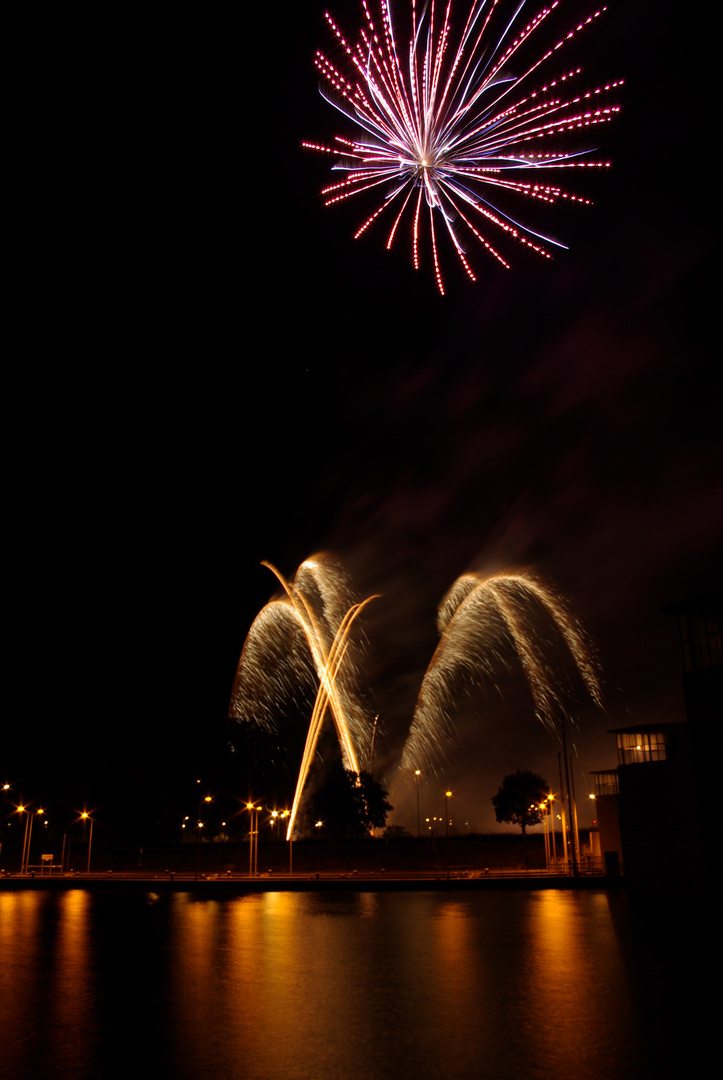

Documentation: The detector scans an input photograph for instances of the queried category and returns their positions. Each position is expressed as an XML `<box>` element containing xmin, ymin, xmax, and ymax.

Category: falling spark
<box><xmin>305</xmin><ymin>0</ymin><xmax>622</xmax><ymax>292</ymax></box>
<box><xmin>229</xmin><ymin>554</ymin><xmax>379</xmax><ymax>839</ymax></box>
<box><xmin>400</xmin><ymin>571</ymin><xmax>603</xmax><ymax>776</ymax></box>
<box><xmin>286</xmin><ymin>593</ymin><xmax>378</xmax><ymax>839</ymax></box>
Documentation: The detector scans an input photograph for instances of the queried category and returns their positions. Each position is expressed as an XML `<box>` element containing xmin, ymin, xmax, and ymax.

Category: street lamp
<box><xmin>444</xmin><ymin>790</ymin><xmax>452</xmax><ymax>879</ymax></box>
<box><xmin>195</xmin><ymin>795</ymin><xmax>212</xmax><ymax>881</ymax></box>
<box><xmin>546</xmin><ymin>794</ymin><xmax>557</xmax><ymax>869</ymax></box>
<box><xmin>21</xmin><ymin>807</ymin><xmax>47</xmax><ymax>874</ymax></box>
<box><xmin>1</xmin><ymin>784</ymin><xmax>10</xmax><ymax>860</ymax></box>
<box><xmin>415</xmin><ymin>770</ymin><xmax>421</xmax><ymax>838</ymax></box>
<box><xmin>81</xmin><ymin>812</ymin><xmax>94</xmax><ymax>874</ymax></box>
<box><xmin>280</xmin><ymin>809</ymin><xmax>291</xmax><ymax>875</ymax></box>
<box><xmin>246</xmin><ymin>802</ymin><xmax>261</xmax><ymax>876</ymax></box>
<box><xmin>19</xmin><ymin>806</ymin><xmax>32</xmax><ymax>874</ymax></box>
<box><xmin>539</xmin><ymin>798</ymin><xmax>552</xmax><ymax>871</ymax></box>
<box><xmin>17</xmin><ymin>805</ymin><xmax>28</xmax><ymax>873</ymax></box>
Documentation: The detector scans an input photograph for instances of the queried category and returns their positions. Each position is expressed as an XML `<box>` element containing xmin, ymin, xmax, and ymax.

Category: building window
<box><xmin>678</xmin><ymin>599</ymin><xmax>723</xmax><ymax>672</ymax></box>
<box><xmin>617</xmin><ymin>730</ymin><xmax>667</xmax><ymax>765</ymax></box>
<box><xmin>593</xmin><ymin>770</ymin><xmax>619</xmax><ymax>796</ymax></box>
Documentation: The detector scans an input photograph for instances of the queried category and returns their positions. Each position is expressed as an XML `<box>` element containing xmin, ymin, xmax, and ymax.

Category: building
<box><xmin>592</xmin><ymin>592</ymin><xmax>721</xmax><ymax>893</ymax></box>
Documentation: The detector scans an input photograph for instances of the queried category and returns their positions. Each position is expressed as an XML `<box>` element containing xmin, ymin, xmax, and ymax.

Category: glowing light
<box><xmin>400</xmin><ymin>571</ymin><xmax>603</xmax><ymax>776</ymax></box>
<box><xmin>305</xmin><ymin>0</ymin><xmax>621</xmax><ymax>293</ymax></box>
<box><xmin>229</xmin><ymin>555</ymin><xmax>379</xmax><ymax>840</ymax></box>
<box><xmin>231</xmin><ymin>559</ymin><xmax>604</xmax><ymax>836</ymax></box>
<box><xmin>286</xmin><ymin>591</ymin><xmax>378</xmax><ymax>839</ymax></box>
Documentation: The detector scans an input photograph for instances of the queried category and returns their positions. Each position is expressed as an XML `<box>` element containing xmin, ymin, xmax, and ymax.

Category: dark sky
<box><xmin>5</xmin><ymin>0</ymin><xmax>720</xmax><ymax>835</ymax></box>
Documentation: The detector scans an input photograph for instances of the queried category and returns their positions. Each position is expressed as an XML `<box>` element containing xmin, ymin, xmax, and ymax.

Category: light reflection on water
<box><xmin>0</xmin><ymin>888</ymin><xmax>708</xmax><ymax>1080</ymax></box>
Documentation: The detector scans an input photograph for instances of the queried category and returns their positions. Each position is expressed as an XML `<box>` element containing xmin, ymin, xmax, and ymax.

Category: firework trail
<box><xmin>305</xmin><ymin>0</ymin><xmax>622</xmax><ymax>292</ymax></box>
<box><xmin>228</xmin><ymin>554</ymin><xmax>378</xmax><ymax>837</ymax></box>
<box><xmin>399</xmin><ymin>571</ymin><xmax>603</xmax><ymax>776</ymax></box>
<box><xmin>286</xmin><ymin>593</ymin><xmax>378</xmax><ymax>838</ymax></box>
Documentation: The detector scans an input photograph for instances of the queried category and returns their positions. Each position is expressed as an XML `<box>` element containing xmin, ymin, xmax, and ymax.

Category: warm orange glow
<box><xmin>230</xmin><ymin>556</ymin><xmax>380</xmax><ymax>842</ymax></box>
<box><xmin>402</xmin><ymin>572</ymin><xmax>603</xmax><ymax>777</ymax></box>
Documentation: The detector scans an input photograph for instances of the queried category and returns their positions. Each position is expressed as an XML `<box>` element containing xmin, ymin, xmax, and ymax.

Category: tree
<box><xmin>311</xmin><ymin>763</ymin><xmax>393</xmax><ymax>839</ymax></box>
<box><xmin>357</xmin><ymin>770</ymin><xmax>394</xmax><ymax>831</ymax></box>
<box><xmin>491</xmin><ymin>770</ymin><xmax>549</xmax><ymax>839</ymax></box>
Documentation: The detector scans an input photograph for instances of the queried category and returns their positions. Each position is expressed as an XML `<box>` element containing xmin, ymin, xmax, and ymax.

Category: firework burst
<box><xmin>304</xmin><ymin>0</ymin><xmax>622</xmax><ymax>292</ymax></box>
<box><xmin>228</xmin><ymin>555</ymin><xmax>379</xmax><ymax>837</ymax></box>
<box><xmin>399</xmin><ymin>571</ymin><xmax>603</xmax><ymax>777</ymax></box>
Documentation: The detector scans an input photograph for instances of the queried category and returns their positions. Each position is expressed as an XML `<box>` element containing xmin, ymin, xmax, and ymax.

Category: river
<box><xmin>0</xmin><ymin>887</ymin><xmax>709</xmax><ymax>1079</ymax></box>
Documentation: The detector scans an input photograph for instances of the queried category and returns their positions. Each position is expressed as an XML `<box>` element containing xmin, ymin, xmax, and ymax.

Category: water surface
<box><xmin>0</xmin><ymin>888</ymin><xmax>708</xmax><ymax>1079</ymax></box>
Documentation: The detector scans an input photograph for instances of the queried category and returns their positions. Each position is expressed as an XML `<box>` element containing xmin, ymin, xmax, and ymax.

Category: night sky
<box><xmin>5</xmin><ymin>0</ymin><xmax>720</xmax><ymax>838</ymax></box>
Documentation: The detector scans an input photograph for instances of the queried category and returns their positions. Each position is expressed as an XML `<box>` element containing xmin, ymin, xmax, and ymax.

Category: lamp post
<box><xmin>195</xmin><ymin>796</ymin><xmax>212</xmax><ymax>881</ymax></box>
<box><xmin>547</xmin><ymin>794</ymin><xmax>558</xmax><ymax>869</ymax></box>
<box><xmin>81</xmin><ymin>812</ymin><xmax>93</xmax><ymax>874</ymax></box>
<box><xmin>540</xmin><ymin>799</ymin><xmax>551</xmax><ymax>870</ymax></box>
<box><xmin>18</xmin><ymin>805</ymin><xmax>28</xmax><ymax>873</ymax></box>
<box><xmin>22</xmin><ymin>807</ymin><xmax>47</xmax><ymax>874</ymax></box>
<box><xmin>559</xmin><ymin>720</ymin><xmax>579</xmax><ymax>877</ymax></box>
<box><xmin>1</xmin><ymin>784</ymin><xmax>9</xmax><ymax>860</ymax></box>
<box><xmin>281</xmin><ymin>810</ymin><xmax>292</xmax><ymax>875</ymax></box>
<box><xmin>246</xmin><ymin>802</ymin><xmax>260</xmax><ymax>876</ymax></box>
<box><xmin>444</xmin><ymin>791</ymin><xmax>452</xmax><ymax>880</ymax></box>
<box><xmin>19</xmin><ymin>806</ymin><xmax>31</xmax><ymax>874</ymax></box>
<box><xmin>254</xmin><ymin>805</ymin><xmax>260</xmax><ymax>875</ymax></box>
<box><xmin>415</xmin><ymin>770</ymin><xmax>421</xmax><ymax>838</ymax></box>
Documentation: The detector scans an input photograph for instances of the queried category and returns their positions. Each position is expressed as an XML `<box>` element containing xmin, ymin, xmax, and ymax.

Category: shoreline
<box><xmin>0</xmin><ymin>871</ymin><xmax>624</xmax><ymax>893</ymax></box>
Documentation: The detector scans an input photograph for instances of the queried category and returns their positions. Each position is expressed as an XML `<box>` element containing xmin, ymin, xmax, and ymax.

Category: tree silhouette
<box><xmin>492</xmin><ymin>770</ymin><xmax>549</xmax><ymax>840</ymax></box>
<box><xmin>311</xmin><ymin>763</ymin><xmax>393</xmax><ymax>839</ymax></box>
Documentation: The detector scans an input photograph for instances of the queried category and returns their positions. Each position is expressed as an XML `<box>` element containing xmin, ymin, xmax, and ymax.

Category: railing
<box><xmin>22</xmin><ymin>863</ymin><xmax>64</xmax><ymax>877</ymax></box>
